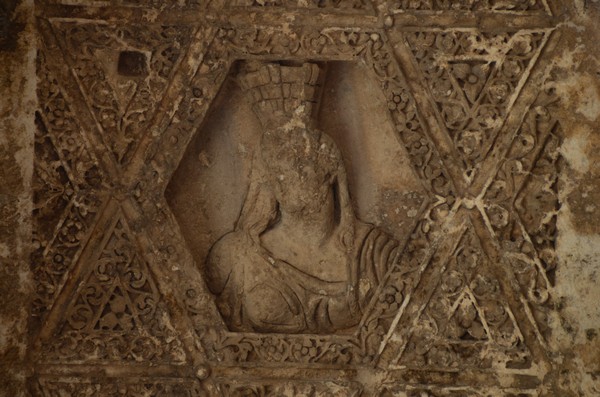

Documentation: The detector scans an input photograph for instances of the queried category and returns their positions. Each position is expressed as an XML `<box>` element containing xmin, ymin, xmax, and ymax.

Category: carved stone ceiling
<box><xmin>25</xmin><ymin>0</ymin><xmax>586</xmax><ymax>395</ymax></box>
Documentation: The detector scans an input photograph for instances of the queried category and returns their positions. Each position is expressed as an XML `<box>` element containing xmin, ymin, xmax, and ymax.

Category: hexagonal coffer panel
<box><xmin>165</xmin><ymin>61</ymin><xmax>427</xmax><ymax>335</ymax></box>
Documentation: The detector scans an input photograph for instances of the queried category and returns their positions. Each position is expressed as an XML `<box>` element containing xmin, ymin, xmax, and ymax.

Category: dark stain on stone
<box><xmin>0</xmin><ymin>0</ymin><xmax>24</xmax><ymax>52</ymax></box>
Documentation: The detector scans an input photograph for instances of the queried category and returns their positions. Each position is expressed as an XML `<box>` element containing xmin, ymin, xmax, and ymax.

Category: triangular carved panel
<box><xmin>388</xmin><ymin>226</ymin><xmax>533</xmax><ymax>370</ymax></box>
<box><xmin>50</xmin><ymin>21</ymin><xmax>193</xmax><ymax>166</ymax></box>
<box><xmin>42</xmin><ymin>212</ymin><xmax>186</xmax><ymax>364</ymax></box>
<box><xmin>405</xmin><ymin>30</ymin><xmax>549</xmax><ymax>178</ymax></box>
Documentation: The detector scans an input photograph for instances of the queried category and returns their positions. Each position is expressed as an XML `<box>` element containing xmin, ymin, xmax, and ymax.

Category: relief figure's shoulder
<box><xmin>205</xmin><ymin>231</ymin><xmax>254</xmax><ymax>295</ymax></box>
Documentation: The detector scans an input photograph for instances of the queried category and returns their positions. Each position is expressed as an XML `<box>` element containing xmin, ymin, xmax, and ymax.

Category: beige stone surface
<box><xmin>0</xmin><ymin>0</ymin><xmax>599</xmax><ymax>395</ymax></box>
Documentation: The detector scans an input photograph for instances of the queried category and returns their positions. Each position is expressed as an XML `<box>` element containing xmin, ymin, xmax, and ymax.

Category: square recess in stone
<box><xmin>117</xmin><ymin>50</ymin><xmax>148</xmax><ymax>77</ymax></box>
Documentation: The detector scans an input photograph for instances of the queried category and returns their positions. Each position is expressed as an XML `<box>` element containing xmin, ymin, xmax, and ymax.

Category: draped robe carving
<box><xmin>205</xmin><ymin>62</ymin><xmax>400</xmax><ymax>334</ymax></box>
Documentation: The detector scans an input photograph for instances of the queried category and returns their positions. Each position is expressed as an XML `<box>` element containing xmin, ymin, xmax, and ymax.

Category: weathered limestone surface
<box><xmin>0</xmin><ymin>0</ymin><xmax>35</xmax><ymax>396</ymax></box>
<box><xmin>550</xmin><ymin>2</ymin><xmax>600</xmax><ymax>395</ymax></box>
<box><xmin>0</xmin><ymin>0</ymin><xmax>599</xmax><ymax>396</ymax></box>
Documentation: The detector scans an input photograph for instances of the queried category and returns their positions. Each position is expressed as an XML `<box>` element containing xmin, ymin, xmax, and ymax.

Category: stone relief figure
<box><xmin>205</xmin><ymin>62</ymin><xmax>401</xmax><ymax>334</ymax></box>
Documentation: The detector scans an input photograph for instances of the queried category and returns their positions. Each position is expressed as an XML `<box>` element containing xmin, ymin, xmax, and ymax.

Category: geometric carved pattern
<box><xmin>229</xmin><ymin>0</ymin><xmax>373</xmax><ymax>10</ymax></box>
<box><xmin>31</xmin><ymin>0</ymin><xmax>563</xmax><ymax>394</ymax></box>
<box><xmin>41</xmin><ymin>213</ymin><xmax>186</xmax><ymax>363</ymax></box>
<box><xmin>216</xmin><ymin>381</ymin><xmax>362</xmax><ymax>396</ymax></box>
<box><xmin>405</xmin><ymin>30</ymin><xmax>549</xmax><ymax>177</ymax></box>
<box><xmin>33</xmin><ymin>377</ymin><xmax>202</xmax><ymax>397</ymax></box>
<box><xmin>484</xmin><ymin>87</ymin><xmax>562</xmax><ymax>341</ymax></box>
<box><xmin>380</xmin><ymin>385</ymin><xmax>539</xmax><ymax>396</ymax></box>
<box><xmin>50</xmin><ymin>22</ymin><xmax>192</xmax><ymax>166</ymax></box>
<box><xmin>395</xmin><ymin>226</ymin><xmax>530</xmax><ymax>369</ymax></box>
<box><xmin>390</xmin><ymin>0</ymin><xmax>550</xmax><ymax>12</ymax></box>
<box><xmin>32</xmin><ymin>48</ymin><xmax>106</xmax><ymax>325</ymax></box>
